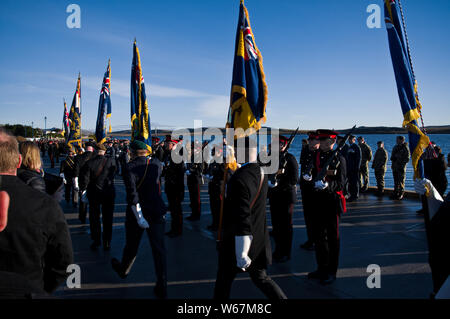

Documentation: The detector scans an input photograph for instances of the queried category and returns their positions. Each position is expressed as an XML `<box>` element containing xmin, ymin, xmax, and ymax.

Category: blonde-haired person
<box><xmin>17</xmin><ymin>141</ymin><xmax>46</xmax><ymax>193</ymax></box>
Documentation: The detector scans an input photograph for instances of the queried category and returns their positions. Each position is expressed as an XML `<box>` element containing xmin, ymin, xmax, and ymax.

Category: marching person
<box><xmin>79</xmin><ymin>143</ymin><xmax>117</xmax><ymax>251</ymax></box>
<box><xmin>73</xmin><ymin>143</ymin><xmax>95</xmax><ymax>223</ymax></box>
<box><xmin>163</xmin><ymin>139</ymin><xmax>185</xmax><ymax>238</ymax></box>
<box><xmin>346</xmin><ymin>135</ymin><xmax>361</xmax><ymax>201</ymax></box>
<box><xmin>307</xmin><ymin>130</ymin><xmax>347</xmax><ymax>285</ymax></box>
<box><xmin>206</xmin><ymin>145</ymin><xmax>226</xmax><ymax>231</ymax></box>
<box><xmin>299</xmin><ymin>131</ymin><xmax>320</xmax><ymax>251</ymax></box>
<box><xmin>60</xmin><ymin>147</ymin><xmax>77</xmax><ymax>207</ymax></box>
<box><xmin>357</xmin><ymin>136</ymin><xmax>372</xmax><ymax>192</ymax></box>
<box><xmin>268</xmin><ymin>135</ymin><xmax>299</xmax><ymax>262</ymax></box>
<box><xmin>390</xmin><ymin>136</ymin><xmax>410</xmax><ymax>200</ymax></box>
<box><xmin>214</xmin><ymin>135</ymin><xmax>287</xmax><ymax>299</ymax></box>
<box><xmin>372</xmin><ymin>141</ymin><xmax>388</xmax><ymax>196</ymax></box>
<box><xmin>47</xmin><ymin>141</ymin><xmax>57</xmax><ymax>169</ymax></box>
<box><xmin>111</xmin><ymin>140</ymin><xmax>167</xmax><ymax>299</ymax></box>
<box><xmin>186</xmin><ymin>142</ymin><xmax>203</xmax><ymax>221</ymax></box>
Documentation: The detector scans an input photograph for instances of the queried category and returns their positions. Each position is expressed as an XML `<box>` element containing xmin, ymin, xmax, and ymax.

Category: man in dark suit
<box><xmin>79</xmin><ymin>143</ymin><xmax>116</xmax><ymax>251</ymax></box>
<box><xmin>346</xmin><ymin>135</ymin><xmax>361</xmax><ymax>201</ymax></box>
<box><xmin>0</xmin><ymin>129</ymin><xmax>73</xmax><ymax>296</ymax></box>
<box><xmin>111</xmin><ymin>140</ymin><xmax>168</xmax><ymax>299</ymax></box>
<box><xmin>214</xmin><ymin>135</ymin><xmax>287</xmax><ymax>299</ymax></box>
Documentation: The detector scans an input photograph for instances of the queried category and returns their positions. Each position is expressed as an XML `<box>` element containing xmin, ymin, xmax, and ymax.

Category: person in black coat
<box><xmin>0</xmin><ymin>130</ymin><xmax>73</xmax><ymax>297</ymax></box>
<box><xmin>73</xmin><ymin>144</ymin><xmax>95</xmax><ymax>223</ymax></box>
<box><xmin>186</xmin><ymin>142</ymin><xmax>203</xmax><ymax>221</ymax></box>
<box><xmin>79</xmin><ymin>143</ymin><xmax>116</xmax><ymax>250</ymax></box>
<box><xmin>214</xmin><ymin>135</ymin><xmax>287</xmax><ymax>299</ymax></box>
<box><xmin>111</xmin><ymin>140</ymin><xmax>168</xmax><ymax>299</ymax></box>
<box><xmin>206</xmin><ymin>145</ymin><xmax>227</xmax><ymax>231</ymax></box>
<box><xmin>268</xmin><ymin>135</ymin><xmax>299</xmax><ymax>262</ymax></box>
<box><xmin>306</xmin><ymin>130</ymin><xmax>347</xmax><ymax>285</ymax></box>
<box><xmin>60</xmin><ymin>148</ymin><xmax>77</xmax><ymax>207</ymax></box>
<box><xmin>346</xmin><ymin>135</ymin><xmax>361</xmax><ymax>201</ymax></box>
<box><xmin>17</xmin><ymin>141</ymin><xmax>46</xmax><ymax>193</ymax></box>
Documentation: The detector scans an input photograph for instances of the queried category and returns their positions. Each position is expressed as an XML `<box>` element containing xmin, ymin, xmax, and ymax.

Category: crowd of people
<box><xmin>0</xmin><ymin>128</ymin><xmax>449</xmax><ymax>299</ymax></box>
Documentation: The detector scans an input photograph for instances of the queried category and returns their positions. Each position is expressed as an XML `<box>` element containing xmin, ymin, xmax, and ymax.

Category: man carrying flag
<box><xmin>95</xmin><ymin>60</ymin><xmax>112</xmax><ymax>145</ymax></box>
<box><xmin>214</xmin><ymin>1</ymin><xmax>286</xmax><ymax>300</ymax></box>
<box><xmin>62</xmin><ymin>99</ymin><xmax>70</xmax><ymax>141</ymax></box>
<box><xmin>67</xmin><ymin>74</ymin><xmax>82</xmax><ymax>149</ymax></box>
<box><xmin>384</xmin><ymin>0</ymin><xmax>449</xmax><ymax>296</ymax></box>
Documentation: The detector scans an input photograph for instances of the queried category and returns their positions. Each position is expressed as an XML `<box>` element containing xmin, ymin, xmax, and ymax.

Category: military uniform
<box><xmin>391</xmin><ymin>142</ymin><xmax>410</xmax><ymax>199</ymax></box>
<box><xmin>186</xmin><ymin>160</ymin><xmax>203</xmax><ymax>221</ymax></box>
<box><xmin>307</xmin><ymin>130</ymin><xmax>347</xmax><ymax>284</ymax></box>
<box><xmin>372</xmin><ymin>146</ymin><xmax>388</xmax><ymax>194</ymax></box>
<box><xmin>346</xmin><ymin>141</ymin><xmax>361</xmax><ymax>200</ymax></box>
<box><xmin>60</xmin><ymin>154</ymin><xmax>77</xmax><ymax>206</ymax></box>
<box><xmin>359</xmin><ymin>142</ymin><xmax>372</xmax><ymax>191</ymax></box>
<box><xmin>214</xmin><ymin>162</ymin><xmax>286</xmax><ymax>299</ymax></box>
<box><xmin>74</xmin><ymin>149</ymin><xmax>95</xmax><ymax>222</ymax></box>
<box><xmin>269</xmin><ymin>149</ymin><xmax>298</xmax><ymax>262</ymax></box>
<box><xmin>79</xmin><ymin>152</ymin><xmax>116</xmax><ymax>249</ymax></box>
<box><xmin>112</xmin><ymin>143</ymin><xmax>167</xmax><ymax>298</ymax></box>
<box><xmin>207</xmin><ymin>160</ymin><xmax>226</xmax><ymax>230</ymax></box>
<box><xmin>162</xmin><ymin>142</ymin><xmax>185</xmax><ymax>237</ymax></box>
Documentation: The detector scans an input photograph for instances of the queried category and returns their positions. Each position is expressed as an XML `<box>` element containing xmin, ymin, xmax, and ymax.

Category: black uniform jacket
<box><xmin>79</xmin><ymin>155</ymin><xmax>116</xmax><ymax>197</ymax></box>
<box><xmin>311</xmin><ymin>151</ymin><xmax>347</xmax><ymax>215</ymax></box>
<box><xmin>222</xmin><ymin>163</ymin><xmax>271</xmax><ymax>267</ymax></box>
<box><xmin>123</xmin><ymin>156</ymin><xmax>167</xmax><ymax>221</ymax></box>
<box><xmin>17</xmin><ymin>167</ymin><xmax>46</xmax><ymax>194</ymax></box>
<box><xmin>74</xmin><ymin>151</ymin><xmax>95</xmax><ymax>178</ymax></box>
<box><xmin>271</xmin><ymin>152</ymin><xmax>298</xmax><ymax>203</ymax></box>
<box><xmin>163</xmin><ymin>152</ymin><xmax>185</xmax><ymax>190</ymax></box>
<box><xmin>0</xmin><ymin>175</ymin><xmax>73</xmax><ymax>294</ymax></box>
<box><xmin>60</xmin><ymin>156</ymin><xmax>76</xmax><ymax>179</ymax></box>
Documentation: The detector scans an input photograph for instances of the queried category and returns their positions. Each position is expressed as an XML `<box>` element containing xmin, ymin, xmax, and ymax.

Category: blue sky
<box><xmin>0</xmin><ymin>0</ymin><xmax>449</xmax><ymax>131</ymax></box>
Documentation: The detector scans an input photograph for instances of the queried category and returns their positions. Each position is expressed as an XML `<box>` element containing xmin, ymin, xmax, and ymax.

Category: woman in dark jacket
<box><xmin>17</xmin><ymin>141</ymin><xmax>46</xmax><ymax>193</ymax></box>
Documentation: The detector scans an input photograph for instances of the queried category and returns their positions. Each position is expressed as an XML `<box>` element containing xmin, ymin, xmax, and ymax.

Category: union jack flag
<box><xmin>95</xmin><ymin>60</ymin><xmax>112</xmax><ymax>144</ymax></box>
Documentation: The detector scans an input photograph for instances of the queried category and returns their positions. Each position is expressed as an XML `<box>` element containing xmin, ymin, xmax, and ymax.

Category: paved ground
<box><xmin>45</xmin><ymin>155</ymin><xmax>433</xmax><ymax>299</ymax></box>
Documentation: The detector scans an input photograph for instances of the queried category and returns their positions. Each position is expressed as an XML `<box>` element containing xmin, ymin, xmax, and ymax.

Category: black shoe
<box><xmin>320</xmin><ymin>274</ymin><xmax>336</xmax><ymax>285</ymax></box>
<box><xmin>300</xmin><ymin>241</ymin><xmax>315</xmax><ymax>251</ymax></box>
<box><xmin>307</xmin><ymin>270</ymin><xmax>324</xmax><ymax>280</ymax></box>
<box><xmin>154</xmin><ymin>285</ymin><xmax>167</xmax><ymax>299</ymax></box>
<box><xmin>186</xmin><ymin>215</ymin><xmax>200</xmax><ymax>221</ymax></box>
<box><xmin>111</xmin><ymin>258</ymin><xmax>127</xmax><ymax>279</ymax></box>
<box><xmin>103</xmin><ymin>242</ymin><xmax>111</xmax><ymax>251</ymax></box>
<box><xmin>90</xmin><ymin>241</ymin><xmax>101</xmax><ymax>251</ymax></box>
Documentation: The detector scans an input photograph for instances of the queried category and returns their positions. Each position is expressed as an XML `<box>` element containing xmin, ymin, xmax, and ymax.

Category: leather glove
<box><xmin>302</xmin><ymin>174</ymin><xmax>312</xmax><ymax>182</ymax></box>
<box><xmin>314</xmin><ymin>180</ymin><xmax>328</xmax><ymax>190</ymax></box>
<box><xmin>235</xmin><ymin>235</ymin><xmax>253</xmax><ymax>271</ymax></box>
<box><xmin>81</xmin><ymin>190</ymin><xmax>88</xmax><ymax>204</ymax></box>
<box><xmin>60</xmin><ymin>173</ymin><xmax>66</xmax><ymax>184</ymax></box>
<box><xmin>73</xmin><ymin>177</ymin><xmax>79</xmax><ymax>191</ymax></box>
<box><xmin>132</xmin><ymin>203</ymin><xmax>149</xmax><ymax>229</ymax></box>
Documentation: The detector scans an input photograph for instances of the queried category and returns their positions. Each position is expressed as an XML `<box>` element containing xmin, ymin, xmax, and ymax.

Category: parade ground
<box><xmin>46</xmin><ymin>156</ymin><xmax>433</xmax><ymax>299</ymax></box>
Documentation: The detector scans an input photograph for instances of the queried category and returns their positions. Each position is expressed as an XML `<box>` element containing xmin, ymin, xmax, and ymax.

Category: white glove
<box><xmin>235</xmin><ymin>235</ymin><xmax>253</xmax><ymax>271</ymax></box>
<box><xmin>302</xmin><ymin>174</ymin><xmax>312</xmax><ymax>182</ymax></box>
<box><xmin>204</xmin><ymin>174</ymin><xmax>212</xmax><ymax>181</ymax></box>
<box><xmin>186</xmin><ymin>170</ymin><xmax>191</xmax><ymax>176</ymax></box>
<box><xmin>268</xmin><ymin>180</ymin><xmax>277</xmax><ymax>188</ymax></box>
<box><xmin>132</xmin><ymin>203</ymin><xmax>149</xmax><ymax>229</ymax></box>
<box><xmin>414</xmin><ymin>178</ymin><xmax>444</xmax><ymax>220</ymax></box>
<box><xmin>81</xmin><ymin>190</ymin><xmax>88</xmax><ymax>203</ymax></box>
<box><xmin>73</xmin><ymin>177</ymin><xmax>79</xmax><ymax>191</ymax></box>
<box><xmin>314</xmin><ymin>180</ymin><xmax>328</xmax><ymax>190</ymax></box>
<box><xmin>60</xmin><ymin>173</ymin><xmax>66</xmax><ymax>184</ymax></box>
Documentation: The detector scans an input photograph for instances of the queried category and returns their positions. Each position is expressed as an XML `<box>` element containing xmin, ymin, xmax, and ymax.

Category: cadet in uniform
<box><xmin>206</xmin><ymin>145</ymin><xmax>226</xmax><ymax>231</ymax></box>
<box><xmin>307</xmin><ymin>130</ymin><xmax>347</xmax><ymax>285</ymax></box>
<box><xmin>390</xmin><ymin>136</ymin><xmax>410</xmax><ymax>200</ymax></box>
<box><xmin>163</xmin><ymin>139</ymin><xmax>185</xmax><ymax>238</ymax></box>
<box><xmin>60</xmin><ymin>147</ymin><xmax>77</xmax><ymax>207</ymax></box>
<box><xmin>186</xmin><ymin>142</ymin><xmax>203</xmax><ymax>221</ymax></box>
<box><xmin>372</xmin><ymin>141</ymin><xmax>388</xmax><ymax>196</ymax></box>
<box><xmin>299</xmin><ymin>131</ymin><xmax>320</xmax><ymax>251</ymax></box>
<box><xmin>357</xmin><ymin>136</ymin><xmax>372</xmax><ymax>192</ymax></box>
<box><xmin>346</xmin><ymin>135</ymin><xmax>361</xmax><ymax>201</ymax></box>
<box><xmin>214</xmin><ymin>136</ymin><xmax>287</xmax><ymax>299</ymax></box>
<box><xmin>268</xmin><ymin>135</ymin><xmax>299</xmax><ymax>262</ymax></box>
<box><xmin>79</xmin><ymin>143</ymin><xmax>117</xmax><ymax>250</ymax></box>
<box><xmin>111</xmin><ymin>140</ymin><xmax>167</xmax><ymax>299</ymax></box>
<box><xmin>73</xmin><ymin>143</ymin><xmax>95</xmax><ymax>223</ymax></box>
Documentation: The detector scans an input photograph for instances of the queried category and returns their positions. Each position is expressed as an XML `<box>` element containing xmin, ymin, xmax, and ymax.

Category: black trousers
<box><xmin>78</xmin><ymin>192</ymin><xmax>87</xmax><ymax>221</ymax></box>
<box><xmin>64</xmin><ymin>179</ymin><xmax>76</xmax><ymax>205</ymax></box>
<box><xmin>269</xmin><ymin>192</ymin><xmax>294</xmax><ymax>258</ymax></box>
<box><xmin>166</xmin><ymin>184</ymin><xmax>184</xmax><ymax>234</ymax></box>
<box><xmin>187</xmin><ymin>180</ymin><xmax>201</xmax><ymax>218</ymax></box>
<box><xmin>209</xmin><ymin>183</ymin><xmax>221</xmax><ymax>227</ymax></box>
<box><xmin>311</xmin><ymin>209</ymin><xmax>340</xmax><ymax>276</ymax></box>
<box><xmin>120</xmin><ymin>212</ymin><xmax>167</xmax><ymax>289</ymax></box>
<box><xmin>300</xmin><ymin>185</ymin><xmax>315</xmax><ymax>243</ymax></box>
<box><xmin>347</xmin><ymin>169</ymin><xmax>360</xmax><ymax>198</ymax></box>
<box><xmin>214</xmin><ymin>250</ymin><xmax>287</xmax><ymax>300</ymax></box>
<box><xmin>88</xmin><ymin>193</ymin><xmax>115</xmax><ymax>244</ymax></box>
